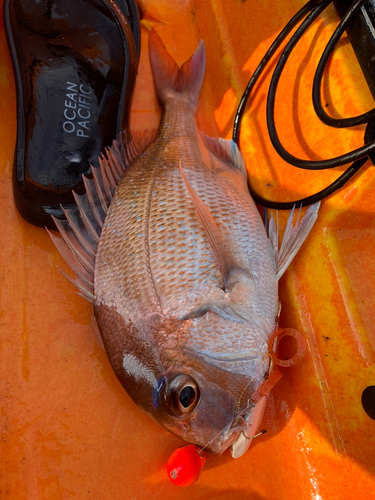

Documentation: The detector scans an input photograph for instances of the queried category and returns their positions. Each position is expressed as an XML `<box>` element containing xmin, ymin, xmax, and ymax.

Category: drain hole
<box><xmin>362</xmin><ymin>386</ymin><xmax>375</xmax><ymax>420</ymax></box>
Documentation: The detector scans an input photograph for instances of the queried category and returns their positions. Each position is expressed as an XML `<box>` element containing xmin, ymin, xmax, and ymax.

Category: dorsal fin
<box><xmin>49</xmin><ymin>131</ymin><xmax>153</xmax><ymax>302</ymax></box>
<box><xmin>201</xmin><ymin>134</ymin><xmax>247</xmax><ymax>176</ymax></box>
<box><xmin>179</xmin><ymin>161</ymin><xmax>244</xmax><ymax>289</ymax></box>
<box><xmin>120</xmin><ymin>128</ymin><xmax>157</xmax><ymax>165</ymax></box>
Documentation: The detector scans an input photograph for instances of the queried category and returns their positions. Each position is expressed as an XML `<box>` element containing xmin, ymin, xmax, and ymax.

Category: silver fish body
<box><xmin>95</xmin><ymin>111</ymin><xmax>277</xmax><ymax>453</ymax></box>
<box><xmin>52</xmin><ymin>30</ymin><xmax>319</xmax><ymax>456</ymax></box>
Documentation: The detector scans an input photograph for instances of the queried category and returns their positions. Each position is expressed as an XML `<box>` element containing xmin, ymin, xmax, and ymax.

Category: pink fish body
<box><xmin>51</xmin><ymin>31</ymin><xmax>319</xmax><ymax>456</ymax></box>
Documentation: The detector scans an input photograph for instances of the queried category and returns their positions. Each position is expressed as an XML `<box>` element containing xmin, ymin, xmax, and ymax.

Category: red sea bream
<box><xmin>50</xmin><ymin>30</ymin><xmax>319</xmax><ymax>457</ymax></box>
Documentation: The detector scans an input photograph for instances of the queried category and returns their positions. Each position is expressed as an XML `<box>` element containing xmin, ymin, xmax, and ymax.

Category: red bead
<box><xmin>166</xmin><ymin>445</ymin><xmax>206</xmax><ymax>487</ymax></box>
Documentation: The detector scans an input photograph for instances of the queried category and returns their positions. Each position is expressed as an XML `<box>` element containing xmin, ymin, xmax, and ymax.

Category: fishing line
<box><xmin>200</xmin><ymin>400</ymin><xmax>253</xmax><ymax>452</ymax></box>
<box><xmin>235</xmin><ymin>378</ymin><xmax>254</xmax><ymax>417</ymax></box>
<box><xmin>201</xmin><ymin>372</ymin><xmax>273</xmax><ymax>453</ymax></box>
<box><xmin>152</xmin><ymin>478</ymin><xmax>169</xmax><ymax>500</ymax></box>
<box><xmin>233</xmin><ymin>0</ymin><xmax>375</xmax><ymax>208</ymax></box>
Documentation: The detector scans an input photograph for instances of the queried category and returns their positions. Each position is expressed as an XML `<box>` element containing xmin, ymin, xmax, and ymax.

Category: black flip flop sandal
<box><xmin>4</xmin><ymin>0</ymin><xmax>139</xmax><ymax>228</ymax></box>
<box><xmin>117</xmin><ymin>0</ymin><xmax>141</xmax><ymax>59</ymax></box>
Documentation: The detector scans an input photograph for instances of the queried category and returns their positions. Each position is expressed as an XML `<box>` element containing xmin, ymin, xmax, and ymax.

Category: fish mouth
<box><xmin>204</xmin><ymin>414</ymin><xmax>249</xmax><ymax>454</ymax></box>
<box><xmin>230</xmin><ymin>396</ymin><xmax>267</xmax><ymax>458</ymax></box>
<box><xmin>222</xmin><ymin>424</ymin><xmax>245</xmax><ymax>450</ymax></box>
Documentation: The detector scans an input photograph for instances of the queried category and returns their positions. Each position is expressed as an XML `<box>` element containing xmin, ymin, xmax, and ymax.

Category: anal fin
<box><xmin>271</xmin><ymin>202</ymin><xmax>320</xmax><ymax>280</ymax></box>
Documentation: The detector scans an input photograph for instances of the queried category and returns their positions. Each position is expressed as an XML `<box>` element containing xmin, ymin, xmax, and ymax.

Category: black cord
<box><xmin>249</xmin><ymin>156</ymin><xmax>367</xmax><ymax>209</ymax></box>
<box><xmin>266</xmin><ymin>0</ymin><xmax>375</xmax><ymax>169</ymax></box>
<box><xmin>232</xmin><ymin>0</ymin><xmax>323</xmax><ymax>144</ymax></box>
<box><xmin>312</xmin><ymin>0</ymin><xmax>374</xmax><ymax>127</ymax></box>
<box><xmin>233</xmin><ymin>0</ymin><xmax>372</xmax><ymax>208</ymax></box>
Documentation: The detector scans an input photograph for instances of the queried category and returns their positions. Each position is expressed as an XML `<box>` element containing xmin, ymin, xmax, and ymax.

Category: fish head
<box><xmin>147</xmin><ymin>307</ymin><xmax>273</xmax><ymax>454</ymax></box>
<box><xmin>152</xmin><ymin>349</ymin><xmax>267</xmax><ymax>455</ymax></box>
<box><xmin>95</xmin><ymin>304</ymin><xmax>271</xmax><ymax>456</ymax></box>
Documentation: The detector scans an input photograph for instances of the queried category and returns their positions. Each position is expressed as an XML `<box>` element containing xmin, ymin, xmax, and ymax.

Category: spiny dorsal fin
<box><xmin>49</xmin><ymin>130</ymin><xmax>153</xmax><ymax>302</ymax></box>
<box><xmin>120</xmin><ymin>128</ymin><xmax>157</xmax><ymax>166</ymax></box>
<box><xmin>201</xmin><ymin>134</ymin><xmax>247</xmax><ymax>176</ymax></box>
<box><xmin>179</xmin><ymin>161</ymin><xmax>243</xmax><ymax>289</ymax></box>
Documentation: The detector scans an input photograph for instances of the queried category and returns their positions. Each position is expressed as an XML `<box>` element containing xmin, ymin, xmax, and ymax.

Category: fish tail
<box><xmin>148</xmin><ymin>29</ymin><xmax>205</xmax><ymax>109</ymax></box>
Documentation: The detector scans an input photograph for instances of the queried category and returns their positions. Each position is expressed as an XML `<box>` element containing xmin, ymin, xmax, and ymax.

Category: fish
<box><xmin>50</xmin><ymin>30</ymin><xmax>320</xmax><ymax>457</ymax></box>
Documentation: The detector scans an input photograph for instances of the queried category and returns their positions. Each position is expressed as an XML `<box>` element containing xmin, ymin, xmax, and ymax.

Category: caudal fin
<box><xmin>148</xmin><ymin>30</ymin><xmax>205</xmax><ymax>108</ymax></box>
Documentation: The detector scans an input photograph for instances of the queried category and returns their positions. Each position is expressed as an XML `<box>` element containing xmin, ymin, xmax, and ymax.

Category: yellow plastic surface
<box><xmin>1</xmin><ymin>0</ymin><xmax>375</xmax><ymax>498</ymax></box>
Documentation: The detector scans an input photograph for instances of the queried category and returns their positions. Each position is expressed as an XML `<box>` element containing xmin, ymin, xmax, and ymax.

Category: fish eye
<box><xmin>162</xmin><ymin>375</ymin><xmax>200</xmax><ymax>416</ymax></box>
<box><xmin>179</xmin><ymin>385</ymin><xmax>197</xmax><ymax>409</ymax></box>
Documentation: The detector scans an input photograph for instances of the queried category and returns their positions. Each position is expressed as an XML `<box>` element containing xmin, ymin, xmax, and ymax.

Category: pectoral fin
<box><xmin>179</xmin><ymin>161</ymin><xmax>240</xmax><ymax>288</ymax></box>
<box><xmin>179</xmin><ymin>301</ymin><xmax>270</xmax><ymax>342</ymax></box>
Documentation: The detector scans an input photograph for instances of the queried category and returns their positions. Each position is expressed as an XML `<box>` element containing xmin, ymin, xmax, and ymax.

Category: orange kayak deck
<box><xmin>1</xmin><ymin>1</ymin><xmax>375</xmax><ymax>499</ymax></box>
